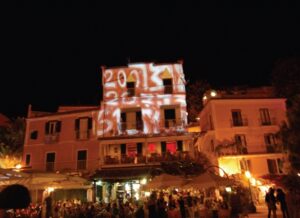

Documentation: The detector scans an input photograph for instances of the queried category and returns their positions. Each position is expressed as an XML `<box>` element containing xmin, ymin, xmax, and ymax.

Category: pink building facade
<box><xmin>22</xmin><ymin>61</ymin><xmax>193</xmax><ymax>178</ymax></box>
<box><xmin>197</xmin><ymin>87</ymin><xmax>288</xmax><ymax>177</ymax></box>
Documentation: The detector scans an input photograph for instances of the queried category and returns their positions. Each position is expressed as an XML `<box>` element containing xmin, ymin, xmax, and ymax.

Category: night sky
<box><xmin>2</xmin><ymin>2</ymin><xmax>300</xmax><ymax>118</ymax></box>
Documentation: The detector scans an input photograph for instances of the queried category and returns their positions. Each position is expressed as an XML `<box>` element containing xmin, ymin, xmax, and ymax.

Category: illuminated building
<box><xmin>22</xmin><ymin>61</ymin><xmax>193</xmax><ymax>202</ymax></box>
<box><xmin>196</xmin><ymin>87</ymin><xmax>288</xmax><ymax>177</ymax></box>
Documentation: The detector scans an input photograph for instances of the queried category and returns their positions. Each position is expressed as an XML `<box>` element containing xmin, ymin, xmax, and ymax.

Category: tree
<box><xmin>272</xmin><ymin>57</ymin><xmax>300</xmax><ymax>171</ymax></box>
<box><xmin>186</xmin><ymin>80</ymin><xmax>210</xmax><ymax>123</ymax></box>
<box><xmin>0</xmin><ymin>117</ymin><xmax>25</xmax><ymax>155</ymax></box>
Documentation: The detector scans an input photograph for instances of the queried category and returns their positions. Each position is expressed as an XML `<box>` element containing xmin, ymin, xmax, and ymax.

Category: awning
<box><xmin>91</xmin><ymin>166</ymin><xmax>162</xmax><ymax>182</ymax></box>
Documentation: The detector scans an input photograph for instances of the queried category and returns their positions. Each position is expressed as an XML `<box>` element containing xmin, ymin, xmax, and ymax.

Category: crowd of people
<box><xmin>1</xmin><ymin>184</ymin><xmax>300</xmax><ymax>218</ymax></box>
<box><xmin>265</xmin><ymin>187</ymin><xmax>300</xmax><ymax>218</ymax></box>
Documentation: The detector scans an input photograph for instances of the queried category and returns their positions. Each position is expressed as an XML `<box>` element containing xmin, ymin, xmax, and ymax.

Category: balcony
<box><xmin>266</xmin><ymin>144</ymin><xmax>283</xmax><ymax>153</ymax></box>
<box><xmin>46</xmin><ymin>162</ymin><xmax>55</xmax><ymax>172</ymax></box>
<box><xmin>230</xmin><ymin>118</ymin><xmax>248</xmax><ymax>127</ymax></box>
<box><xmin>162</xmin><ymin>119</ymin><xmax>185</xmax><ymax>128</ymax></box>
<box><xmin>164</xmin><ymin>85</ymin><xmax>173</xmax><ymax>94</ymax></box>
<box><xmin>259</xmin><ymin>117</ymin><xmax>277</xmax><ymax>126</ymax></box>
<box><xmin>44</xmin><ymin>134</ymin><xmax>59</xmax><ymax>144</ymax></box>
<box><xmin>103</xmin><ymin>151</ymin><xmax>191</xmax><ymax>167</ymax></box>
<box><xmin>119</xmin><ymin>121</ymin><xmax>144</xmax><ymax>132</ymax></box>
<box><xmin>127</xmin><ymin>88</ymin><xmax>135</xmax><ymax>97</ymax></box>
<box><xmin>77</xmin><ymin>160</ymin><xmax>87</xmax><ymax>170</ymax></box>
<box><xmin>76</xmin><ymin>130</ymin><xmax>90</xmax><ymax>140</ymax></box>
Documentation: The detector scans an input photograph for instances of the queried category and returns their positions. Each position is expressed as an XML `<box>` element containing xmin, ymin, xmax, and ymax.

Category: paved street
<box><xmin>249</xmin><ymin>205</ymin><xmax>283</xmax><ymax>218</ymax></box>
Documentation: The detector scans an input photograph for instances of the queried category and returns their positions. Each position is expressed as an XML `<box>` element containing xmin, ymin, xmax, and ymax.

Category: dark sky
<box><xmin>2</xmin><ymin>2</ymin><xmax>300</xmax><ymax>118</ymax></box>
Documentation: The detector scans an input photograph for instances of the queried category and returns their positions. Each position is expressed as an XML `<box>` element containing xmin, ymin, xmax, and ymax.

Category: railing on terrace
<box><xmin>44</xmin><ymin>133</ymin><xmax>59</xmax><ymax>144</ymax></box>
<box><xmin>230</xmin><ymin>118</ymin><xmax>248</xmax><ymax>127</ymax></box>
<box><xmin>46</xmin><ymin>162</ymin><xmax>55</xmax><ymax>172</ymax></box>
<box><xmin>77</xmin><ymin>160</ymin><xmax>87</xmax><ymax>170</ymax></box>
<box><xmin>103</xmin><ymin>151</ymin><xmax>191</xmax><ymax>165</ymax></box>
<box><xmin>259</xmin><ymin>117</ymin><xmax>277</xmax><ymax>126</ymax></box>
<box><xmin>76</xmin><ymin>130</ymin><xmax>90</xmax><ymax>140</ymax></box>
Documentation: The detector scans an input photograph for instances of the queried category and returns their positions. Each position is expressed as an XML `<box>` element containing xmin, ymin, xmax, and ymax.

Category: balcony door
<box><xmin>75</xmin><ymin>117</ymin><xmax>92</xmax><ymax>140</ymax></box>
<box><xmin>46</xmin><ymin>153</ymin><xmax>55</xmax><ymax>172</ymax></box>
<box><xmin>77</xmin><ymin>150</ymin><xmax>87</xmax><ymax>170</ymax></box>
<box><xmin>121</xmin><ymin>109</ymin><xmax>143</xmax><ymax>132</ymax></box>
<box><xmin>231</xmin><ymin>109</ymin><xmax>243</xmax><ymax>126</ymax></box>
<box><xmin>164</xmin><ymin>108</ymin><xmax>176</xmax><ymax>128</ymax></box>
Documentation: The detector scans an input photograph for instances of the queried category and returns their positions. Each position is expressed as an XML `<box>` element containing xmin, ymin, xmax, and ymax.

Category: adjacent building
<box><xmin>196</xmin><ymin>87</ymin><xmax>288</xmax><ymax>178</ymax></box>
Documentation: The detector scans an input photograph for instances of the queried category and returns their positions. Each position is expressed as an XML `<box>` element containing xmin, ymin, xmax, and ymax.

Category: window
<box><xmin>25</xmin><ymin>154</ymin><xmax>31</xmax><ymax>166</ymax></box>
<box><xmin>137</xmin><ymin>143</ymin><xmax>143</xmax><ymax>155</ymax></box>
<box><xmin>267</xmin><ymin>159</ymin><xmax>278</xmax><ymax>174</ymax></box>
<box><xmin>30</xmin><ymin>131</ymin><xmax>38</xmax><ymax>140</ymax></box>
<box><xmin>164</xmin><ymin>108</ymin><xmax>176</xmax><ymax>128</ymax></box>
<box><xmin>231</xmin><ymin>110</ymin><xmax>244</xmax><ymax>126</ymax></box>
<box><xmin>148</xmin><ymin>143</ymin><xmax>156</xmax><ymax>153</ymax></box>
<box><xmin>77</xmin><ymin>150</ymin><xmax>87</xmax><ymax>170</ymax></box>
<box><xmin>163</xmin><ymin>79</ymin><xmax>173</xmax><ymax>94</ymax></box>
<box><xmin>277</xmin><ymin>158</ymin><xmax>283</xmax><ymax>174</ymax></box>
<box><xmin>235</xmin><ymin>134</ymin><xmax>248</xmax><ymax>154</ymax></box>
<box><xmin>126</xmin><ymin>82</ymin><xmax>135</xmax><ymax>97</ymax></box>
<box><xmin>75</xmin><ymin>117</ymin><xmax>92</xmax><ymax>140</ymax></box>
<box><xmin>177</xmin><ymin>141</ymin><xmax>183</xmax><ymax>152</ymax></box>
<box><xmin>120</xmin><ymin>110</ymin><xmax>143</xmax><ymax>131</ymax></box>
<box><xmin>265</xmin><ymin>133</ymin><xmax>277</xmax><ymax>153</ymax></box>
<box><xmin>45</xmin><ymin>120</ymin><xmax>61</xmax><ymax>135</ymax></box>
<box><xmin>166</xmin><ymin>141</ymin><xmax>177</xmax><ymax>154</ymax></box>
<box><xmin>260</xmin><ymin>108</ymin><xmax>271</xmax><ymax>125</ymax></box>
<box><xmin>161</xmin><ymin>141</ymin><xmax>166</xmax><ymax>153</ymax></box>
<box><xmin>240</xmin><ymin>159</ymin><xmax>251</xmax><ymax>172</ymax></box>
<box><xmin>46</xmin><ymin>153</ymin><xmax>55</xmax><ymax>172</ymax></box>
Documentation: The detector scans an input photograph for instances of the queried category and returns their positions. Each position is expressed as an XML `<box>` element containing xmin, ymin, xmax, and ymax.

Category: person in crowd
<box><xmin>265</xmin><ymin>187</ymin><xmax>277</xmax><ymax>218</ymax></box>
<box><xmin>147</xmin><ymin>193</ymin><xmax>157</xmax><ymax>218</ymax></box>
<box><xmin>157</xmin><ymin>192</ymin><xmax>167</xmax><ymax>218</ymax></box>
<box><xmin>276</xmin><ymin>188</ymin><xmax>289</xmax><ymax>218</ymax></box>
<box><xmin>44</xmin><ymin>192</ymin><xmax>53</xmax><ymax>218</ymax></box>
<box><xmin>186</xmin><ymin>192</ymin><xmax>194</xmax><ymax>218</ymax></box>
<box><xmin>178</xmin><ymin>196</ymin><xmax>186</xmax><ymax>218</ymax></box>
<box><xmin>0</xmin><ymin>184</ymin><xmax>31</xmax><ymax>218</ymax></box>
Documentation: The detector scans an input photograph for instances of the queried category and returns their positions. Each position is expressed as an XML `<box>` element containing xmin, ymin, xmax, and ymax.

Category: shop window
<box><xmin>167</xmin><ymin>141</ymin><xmax>176</xmax><ymax>154</ymax></box>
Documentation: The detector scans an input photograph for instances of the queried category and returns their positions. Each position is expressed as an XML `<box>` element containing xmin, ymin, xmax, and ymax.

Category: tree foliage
<box><xmin>272</xmin><ymin>57</ymin><xmax>300</xmax><ymax>171</ymax></box>
<box><xmin>186</xmin><ymin>80</ymin><xmax>210</xmax><ymax>123</ymax></box>
<box><xmin>0</xmin><ymin>117</ymin><xmax>25</xmax><ymax>156</ymax></box>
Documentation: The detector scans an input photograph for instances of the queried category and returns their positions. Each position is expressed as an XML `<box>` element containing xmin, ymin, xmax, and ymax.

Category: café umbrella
<box><xmin>183</xmin><ymin>172</ymin><xmax>234</xmax><ymax>189</ymax></box>
<box><xmin>142</xmin><ymin>173</ymin><xmax>185</xmax><ymax>190</ymax></box>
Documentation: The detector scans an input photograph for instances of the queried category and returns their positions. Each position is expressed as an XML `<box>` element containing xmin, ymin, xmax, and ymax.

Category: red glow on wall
<box><xmin>148</xmin><ymin>143</ymin><xmax>156</xmax><ymax>153</ymax></box>
<box><xmin>167</xmin><ymin>141</ymin><xmax>176</xmax><ymax>153</ymax></box>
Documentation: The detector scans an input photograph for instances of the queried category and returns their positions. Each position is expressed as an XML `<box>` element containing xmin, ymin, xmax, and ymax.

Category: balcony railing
<box><xmin>77</xmin><ymin>160</ymin><xmax>87</xmax><ymax>170</ymax></box>
<box><xmin>266</xmin><ymin>144</ymin><xmax>283</xmax><ymax>153</ymax></box>
<box><xmin>46</xmin><ymin>162</ymin><xmax>55</xmax><ymax>172</ymax></box>
<box><xmin>103</xmin><ymin>151</ymin><xmax>191</xmax><ymax>165</ymax></box>
<box><xmin>76</xmin><ymin>130</ymin><xmax>90</xmax><ymax>140</ymax></box>
<box><xmin>127</xmin><ymin>88</ymin><xmax>135</xmax><ymax>97</ymax></box>
<box><xmin>119</xmin><ymin>121</ymin><xmax>144</xmax><ymax>132</ymax></box>
<box><xmin>164</xmin><ymin>85</ymin><xmax>173</xmax><ymax>94</ymax></box>
<box><xmin>230</xmin><ymin>118</ymin><xmax>248</xmax><ymax>127</ymax></box>
<box><xmin>44</xmin><ymin>134</ymin><xmax>59</xmax><ymax>144</ymax></box>
<box><xmin>259</xmin><ymin>117</ymin><xmax>277</xmax><ymax>126</ymax></box>
<box><xmin>162</xmin><ymin>119</ymin><xmax>185</xmax><ymax>128</ymax></box>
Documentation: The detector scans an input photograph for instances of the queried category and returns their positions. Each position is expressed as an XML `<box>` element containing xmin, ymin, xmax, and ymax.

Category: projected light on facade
<box><xmin>97</xmin><ymin>62</ymin><xmax>187</xmax><ymax>136</ymax></box>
